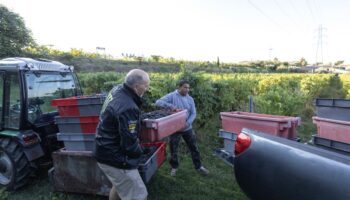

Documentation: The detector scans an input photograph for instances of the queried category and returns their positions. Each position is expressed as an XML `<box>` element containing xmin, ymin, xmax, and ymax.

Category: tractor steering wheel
<box><xmin>28</xmin><ymin>105</ymin><xmax>38</xmax><ymax>114</ymax></box>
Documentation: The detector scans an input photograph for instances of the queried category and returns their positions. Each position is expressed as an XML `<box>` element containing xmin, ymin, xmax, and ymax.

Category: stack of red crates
<box><xmin>51</xmin><ymin>95</ymin><xmax>105</xmax><ymax>151</ymax></box>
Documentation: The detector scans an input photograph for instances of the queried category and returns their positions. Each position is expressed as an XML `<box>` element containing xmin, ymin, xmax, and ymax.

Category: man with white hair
<box><xmin>93</xmin><ymin>69</ymin><xmax>150</xmax><ymax>200</ymax></box>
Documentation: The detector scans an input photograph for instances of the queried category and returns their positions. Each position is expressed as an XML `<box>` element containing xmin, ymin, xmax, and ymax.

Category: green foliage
<box><xmin>254</xmin><ymin>75</ymin><xmax>304</xmax><ymax>115</ymax></box>
<box><xmin>24</xmin><ymin>45</ymin><xmax>102</xmax><ymax>61</ymax></box>
<box><xmin>0</xmin><ymin>188</ymin><xmax>9</xmax><ymax>199</ymax></box>
<box><xmin>255</xmin><ymin>86</ymin><xmax>305</xmax><ymax>116</ymax></box>
<box><xmin>77</xmin><ymin>72</ymin><xmax>348</xmax><ymax>121</ymax></box>
<box><xmin>318</xmin><ymin>74</ymin><xmax>346</xmax><ymax>99</ymax></box>
<box><xmin>78</xmin><ymin>72</ymin><xmax>124</xmax><ymax>94</ymax></box>
<box><xmin>24</xmin><ymin>45</ymin><xmax>61</xmax><ymax>58</ymax></box>
<box><xmin>300</xmin><ymin>74</ymin><xmax>331</xmax><ymax>102</ymax></box>
<box><xmin>143</xmin><ymin>73</ymin><xmax>177</xmax><ymax>111</ymax></box>
<box><xmin>297</xmin><ymin>117</ymin><xmax>317</xmax><ymax>142</ymax></box>
<box><xmin>0</xmin><ymin>5</ymin><xmax>34</xmax><ymax>58</ymax></box>
<box><xmin>340</xmin><ymin>74</ymin><xmax>350</xmax><ymax>98</ymax></box>
<box><xmin>18</xmin><ymin>44</ymin><xmax>314</xmax><ymax>74</ymax></box>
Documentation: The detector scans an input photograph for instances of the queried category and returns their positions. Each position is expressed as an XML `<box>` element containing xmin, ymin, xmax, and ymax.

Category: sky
<box><xmin>2</xmin><ymin>0</ymin><xmax>350</xmax><ymax>64</ymax></box>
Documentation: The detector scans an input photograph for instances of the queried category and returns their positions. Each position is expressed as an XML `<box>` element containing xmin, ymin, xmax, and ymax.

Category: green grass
<box><xmin>0</xmin><ymin>119</ymin><xmax>247</xmax><ymax>200</ymax></box>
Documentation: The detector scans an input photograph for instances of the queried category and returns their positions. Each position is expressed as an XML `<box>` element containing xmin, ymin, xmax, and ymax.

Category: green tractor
<box><xmin>0</xmin><ymin>58</ymin><xmax>82</xmax><ymax>190</ymax></box>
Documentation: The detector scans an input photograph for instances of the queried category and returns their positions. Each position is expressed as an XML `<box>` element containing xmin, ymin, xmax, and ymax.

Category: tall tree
<box><xmin>0</xmin><ymin>5</ymin><xmax>34</xmax><ymax>58</ymax></box>
<box><xmin>299</xmin><ymin>57</ymin><xmax>308</xmax><ymax>67</ymax></box>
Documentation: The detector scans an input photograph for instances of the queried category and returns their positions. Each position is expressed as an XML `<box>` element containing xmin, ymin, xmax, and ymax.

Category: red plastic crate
<box><xmin>220</xmin><ymin>111</ymin><xmax>300</xmax><ymax>139</ymax></box>
<box><xmin>141</xmin><ymin>142</ymin><xmax>167</xmax><ymax>168</ymax></box>
<box><xmin>52</xmin><ymin>96</ymin><xmax>79</xmax><ymax>107</ymax></box>
<box><xmin>51</xmin><ymin>95</ymin><xmax>106</xmax><ymax>106</ymax></box>
<box><xmin>55</xmin><ymin>116</ymin><xmax>99</xmax><ymax>134</ymax></box>
<box><xmin>140</xmin><ymin>110</ymin><xmax>187</xmax><ymax>142</ymax></box>
<box><xmin>57</xmin><ymin>106</ymin><xmax>80</xmax><ymax>116</ymax></box>
<box><xmin>51</xmin><ymin>95</ymin><xmax>105</xmax><ymax>117</ymax></box>
<box><xmin>313</xmin><ymin>116</ymin><xmax>350</xmax><ymax>144</ymax></box>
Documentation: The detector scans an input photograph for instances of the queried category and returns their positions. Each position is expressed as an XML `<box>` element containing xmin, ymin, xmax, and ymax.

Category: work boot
<box><xmin>170</xmin><ymin>168</ymin><xmax>177</xmax><ymax>176</ymax></box>
<box><xmin>197</xmin><ymin>166</ymin><xmax>209</xmax><ymax>176</ymax></box>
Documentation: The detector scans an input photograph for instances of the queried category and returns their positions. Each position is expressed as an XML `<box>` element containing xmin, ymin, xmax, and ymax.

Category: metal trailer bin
<box><xmin>313</xmin><ymin>116</ymin><xmax>350</xmax><ymax>144</ymax></box>
<box><xmin>315</xmin><ymin>98</ymin><xmax>350</xmax><ymax>121</ymax></box>
<box><xmin>312</xmin><ymin>135</ymin><xmax>350</xmax><ymax>154</ymax></box>
<box><xmin>49</xmin><ymin>142</ymin><xmax>166</xmax><ymax>196</ymax></box>
<box><xmin>50</xmin><ymin>150</ymin><xmax>112</xmax><ymax>196</ymax></box>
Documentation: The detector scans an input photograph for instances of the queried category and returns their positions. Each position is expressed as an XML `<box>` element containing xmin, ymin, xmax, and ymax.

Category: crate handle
<box><xmin>145</xmin><ymin>121</ymin><xmax>157</xmax><ymax>129</ymax></box>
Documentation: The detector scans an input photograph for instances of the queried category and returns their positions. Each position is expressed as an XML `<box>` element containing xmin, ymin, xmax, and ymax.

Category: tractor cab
<box><xmin>0</xmin><ymin>58</ymin><xmax>82</xmax><ymax>190</ymax></box>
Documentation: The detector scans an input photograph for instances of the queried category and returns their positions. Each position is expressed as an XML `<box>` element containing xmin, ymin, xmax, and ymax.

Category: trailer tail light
<box><xmin>235</xmin><ymin>133</ymin><xmax>251</xmax><ymax>156</ymax></box>
<box><xmin>22</xmin><ymin>133</ymin><xmax>40</xmax><ymax>146</ymax></box>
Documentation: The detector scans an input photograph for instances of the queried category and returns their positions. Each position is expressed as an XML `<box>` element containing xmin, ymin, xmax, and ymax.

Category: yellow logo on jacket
<box><xmin>128</xmin><ymin>120</ymin><xmax>137</xmax><ymax>133</ymax></box>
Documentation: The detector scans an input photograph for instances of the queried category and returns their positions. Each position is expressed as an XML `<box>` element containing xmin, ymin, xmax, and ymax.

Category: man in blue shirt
<box><xmin>156</xmin><ymin>80</ymin><xmax>209</xmax><ymax>176</ymax></box>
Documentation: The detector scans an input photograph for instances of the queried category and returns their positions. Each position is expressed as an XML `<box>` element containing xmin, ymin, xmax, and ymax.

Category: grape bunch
<box><xmin>141</xmin><ymin>110</ymin><xmax>173</xmax><ymax>120</ymax></box>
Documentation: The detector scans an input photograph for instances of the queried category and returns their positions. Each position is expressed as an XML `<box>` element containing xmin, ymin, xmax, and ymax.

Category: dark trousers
<box><xmin>169</xmin><ymin>129</ymin><xmax>202</xmax><ymax>169</ymax></box>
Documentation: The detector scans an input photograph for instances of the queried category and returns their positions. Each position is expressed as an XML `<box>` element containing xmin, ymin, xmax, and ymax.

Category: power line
<box><xmin>312</xmin><ymin>0</ymin><xmax>323</xmax><ymax>24</ymax></box>
<box><xmin>273</xmin><ymin>0</ymin><xmax>292</xmax><ymax>21</ymax></box>
<box><xmin>247</xmin><ymin>0</ymin><xmax>284</xmax><ymax>30</ymax></box>
<box><xmin>288</xmin><ymin>0</ymin><xmax>302</xmax><ymax>16</ymax></box>
<box><xmin>287</xmin><ymin>0</ymin><xmax>312</xmax><ymax>29</ymax></box>
<box><xmin>305</xmin><ymin>0</ymin><xmax>317</xmax><ymax>24</ymax></box>
<box><xmin>273</xmin><ymin>0</ymin><xmax>301</xmax><ymax>29</ymax></box>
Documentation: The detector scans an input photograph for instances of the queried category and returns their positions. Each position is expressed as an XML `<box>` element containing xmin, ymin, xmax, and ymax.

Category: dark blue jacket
<box><xmin>93</xmin><ymin>84</ymin><xmax>143</xmax><ymax>169</ymax></box>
